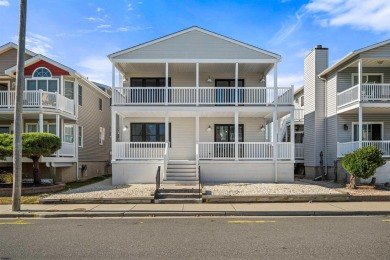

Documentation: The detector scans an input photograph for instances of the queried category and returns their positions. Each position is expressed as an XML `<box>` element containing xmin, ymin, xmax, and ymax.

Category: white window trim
<box><xmin>63</xmin><ymin>124</ymin><xmax>75</xmax><ymax>143</ymax></box>
<box><xmin>99</xmin><ymin>127</ymin><xmax>105</xmax><ymax>145</ymax></box>
<box><xmin>32</xmin><ymin>67</ymin><xmax>52</xmax><ymax>78</ymax></box>
<box><xmin>25</xmin><ymin>123</ymin><xmax>57</xmax><ymax>133</ymax></box>
<box><xmin>25</xmin><ymin>78</ymin><xmax>59</xmax><ymax>92</ymax></box>
<box><xmin>78</xmin><ymin>126</ymin><xmax>83</xmax><ymax>147</ymax></box>
<box><xmin>351</xmin><ymin>122</ymin><xmax>384</xmax><ymax>141</ymax></box>
<box><xmin>99</xmin><ymin>98</ymin><xmax>103</xmax><ymax>111</ymax></box>
<box><xmin>64</xmin><ymin>80</ymin><xmax>75</xmax><ymax>100</ymax></box>
<box><xmin>351</xmin><ymin>73</ymin><xmax>384</xmax><ymax>86</ymax></box>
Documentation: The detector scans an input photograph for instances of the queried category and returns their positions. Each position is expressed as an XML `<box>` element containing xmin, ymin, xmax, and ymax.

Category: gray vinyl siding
<box><xmin>116</xmin><ymin>30</ymin><xmax>276</xmax><ymax>60</ymax></box>
<box><xmin>337</xmin><ymin>67</ymin><xmax>390</xmax><ymax>93</ymax></box>
<box><xmin>338</xmin><ymin>114</ymin><xmax>390</xmax><ymax>143</ymax></box>
<box><xmin>304</xmin><ymin>48</ymin><xmax>328</xmax><ymax>167</ymax></box>
<box><xmin>326</xmin><ymin>74</ymin><xmax>338</xmax><ymax>165</ymax></box>
<box><xmin>78</xmin><ymin>83</ymin><xmax>111</xmax><ymax>162</ymax></box>
<box><xmin>360</xmin><ymin>43</ymin><xmax>390</xmax><ymax>59</ymax></box>
<box><xmin>0</xmin><ymin>48</ymin><xmax>33</xmax><ymax>74</ymax></box>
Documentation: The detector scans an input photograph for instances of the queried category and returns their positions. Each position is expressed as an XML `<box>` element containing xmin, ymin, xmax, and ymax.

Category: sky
<box><xmin>1</xmin><ymin>0</ymin><xmax>390</xmax><ymax>88</ymax></box>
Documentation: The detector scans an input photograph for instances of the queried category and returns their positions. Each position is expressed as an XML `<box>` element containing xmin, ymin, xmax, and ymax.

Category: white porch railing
<box><xmin>0</xmin><ymin>90</ymin><xmax>75</xmax><ymax>115</ymax></box>
<box><xmin>295</xmin><ymin>143</ymin><xmax>304</xmax><ymax>159</ymax></box>
<box><xmin>115</xmin><ymin>142</ymin><xmax>166</xmax><ymax>159</ymax></box>
<box><xmin>112</xmin><ymin>87</ymin><xmax>293</xmax><ymax>105</ymax></box>
<box><xmin>337</xmin><ymin>84</ymin><xmax>390</xmax><ymax>108</ymax></box>
<box><xmin>337</xmin><ymin>141</ymin><xmax>390</xmax><ymax>157</ymax></box>
<box><xmin>58</xmin><ymin>142</ymin><xmax>75</xmax><ymax>157</ymax></box>
<box><xmin>294</xmin><ymin>109</ymin><xmax>304</xmax><ymax>121</ymax></box>
<box><xmin>199</xmin><ymin>142</ymin><xmax>293</xmax><ymax>160</ymax></box>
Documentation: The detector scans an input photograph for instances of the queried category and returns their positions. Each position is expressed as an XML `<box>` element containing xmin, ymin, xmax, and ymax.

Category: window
<box><xmin>0</xmin><ymin>126</ymin><xmax>10</xmax><ymax>134</ymax></box>
<box><xmin>131</xmin><ymin>123</ymin><xmax>171</xmax><ymax>143</ymax></box>
<box><xmin>99</xmin><ymin>127</ymin><xmax>105</xmax><ymax>145</ymax></box>
<box><xmin>78</xmin><ymin>126</ymin><xmax>83</xmax><ymax>147</ymax></box>
<box><xmin>26</xmin><ymin>67</ymin><xmax>58</xmax><ymax>92</ymax></box>
<box><xmin>99</xmin><ymin>98</ymin><xmax>103</xmax><ymax>111</ymax></box>
<box><xmin>352</xmin><ymin>74</ymin><xmax>383</xmax><ymax>85</ymax></box>
<box><xmin>64</xmin><ymin>125</ymin><xmax>74</xmax><ymax>143</ymax></box>
<box><xmin>26</xmin><ymin>124</ymin><xmax>38</xmax><ymax>132</ymax></box>
<box><xmin>353</xmin><ymin>123</ymin><xmax>382</xmax><ymax>141</ymax></box>
<box><xmin>25</xmin><ymin>123</ymin><xmax>56</xmax><ymax>134</ymax></box>
<box><xmin>300</xmin><ymin>96</ymin><xmax>304</xmax><ymax>107</ymax></box>
<box><xmin>64</xmin><ymin>81</ymin><xmax>74</xmax><ymax>100</ymax></box>
<box><xmin>214</xmin><ymin>124</ymin><xmax>244</xmax><ymax>142</ymax></box>
<box><xmin>78</xmin><ymin>85</ymin><xmax>82</xmax><ymax>106</ymax></box>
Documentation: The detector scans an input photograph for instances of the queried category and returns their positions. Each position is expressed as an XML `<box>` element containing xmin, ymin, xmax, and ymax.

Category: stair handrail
<box><xmin>155</xmin><ymin>166</ymin><xmax>161</xmax><ymax>193</ymax></box>
<box><xmin>198</xmin><ymin>166</ymin><xmax>202</xmax><ymax>200</ymax></box>
<box><xmin>163</xmin><ymin>142</ymin><xmax>169</xmax><ymax>180</ymax></box>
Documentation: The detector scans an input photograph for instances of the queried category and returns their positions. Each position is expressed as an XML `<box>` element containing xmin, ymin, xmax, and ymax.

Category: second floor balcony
<box><xmin>338</xmin><ymin>83</ymin><xmax>390</xmax><ymax>108</ymax></box>
<box><xmin>0</xmin><ymin>90</ymin><xmax>75</xmax><ymax>115</ymax></box>
<box><xmin>112</xmin><ymin>86</ymin><xmax>293</xmax><ymax>106</ymax></box>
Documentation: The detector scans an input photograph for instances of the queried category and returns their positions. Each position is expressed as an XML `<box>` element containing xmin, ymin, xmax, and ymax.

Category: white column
<box><xmin>195</xmin><ymin>112</ymin><xmax>199</xmax><ymax>179</ymax></box>
<box><xmin>273</xmin><ymin>109</ymin><xmax>278</xmax><ymax>182</ymax></box>
<box><xmin>75</xmin><ymin>78</ymin><xmax>79</xmax><ymax>117</ymax></box>
<box><xmin>290</xmin><ymin>108</ymin><xmax>295</xmax><ymax>161</ymax></box>
<box><xmin>165</xmin><ymin>62</ymin><xmax>169</xmax><ymax>105</ymax></box>
<box><xmin>165</xmin><ymin>112</ymin><xmax>169</xmax><ymax>144</ymax></box>
<box><xmin>118</xmin><ymin>115</ymin><xmax>123</xmax><ymax>141</ymax></box>
<box><xmin>112</xmin><ymin>64</ymin><xmax>116</xmax><ymax>89</ymax></box>
<box><xmin>56</xmin><ymin>114</ymin><xmax>60</xmax><ymax>157</ymax></box>
<box><xmin>60</xmin><ymin>75</ymin><xmax>64</xmax><ymax>95</ymax></box>
<box><xmin>358</xmin><ymin>59</ymin><xmax>362</xmax><ymax>101</ymax></box>
<box><xmin>235</xmin><ymin>63</ymin><xmax>238</xmax><ymax>106</ymax></box>
<box><xmin>235</xmin><ymin>111</ymin><xmax>239</xmax><ymax>161</ymax></box>
<box><xmin>358</xmin><ymin>105</ymin><xmax>362</xmax><ymax>148</ymax></box>
<box><xmin>274</xmin><ymin>63</ymin><xmax>278</xmax><ymax>104</ymax></box>
<box><xmin>39</xmin><ymin>113</ymin><xmax>43</xmax><ymax>133</ymax></box>
<box><xmin>196</xmin><ymin>63</ymin><xmax>199</xmax><ymax>106</ymax></box>
<box><xmin>119</xmin><ymin>72</ymin><xmax>123</xmax><ymax>88</ymax></box>
<box><xmin>111</xmin><ymin>110</ymin><xmax>116</xmax><ymax>161</ymax></box>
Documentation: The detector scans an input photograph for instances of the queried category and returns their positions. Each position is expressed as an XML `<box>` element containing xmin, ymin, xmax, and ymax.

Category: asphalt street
<box><xmin>0</xmin><ymin>216</ymin><xmax>390</xmax><ymax>259</ymax></box>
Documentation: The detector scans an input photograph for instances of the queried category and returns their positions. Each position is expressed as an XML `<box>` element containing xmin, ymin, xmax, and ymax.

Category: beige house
<box><xmin>0</xmin><ymin>42</ymin><xmax>111</xmax><ymax>183</ymax></box>
<box><xmin>108</xmin><ymin>27</ymin><xmax>296</xmax><ymax>184</ymax></box>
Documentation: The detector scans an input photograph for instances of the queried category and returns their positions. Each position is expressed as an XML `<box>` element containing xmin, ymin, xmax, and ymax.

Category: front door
<box><xmin>214</xmin><ymin>124</ymin><xmax>243</xmax><ymax>158</ymax></box>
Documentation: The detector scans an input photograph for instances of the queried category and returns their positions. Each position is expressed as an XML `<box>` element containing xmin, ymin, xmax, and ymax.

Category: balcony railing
<box><xmin>337</xmin><ymin>141</ymin><xmax>390</xmax><ymax>157</ymax></box>
<box><xmin>0</xmin><ymin>90</ymin><xmax>75</xmax><ymax>115</ymax></box>
<box><xmin>338</xmin><ymin>84</ymin><xmax>390</xmax><ymax>108</ymax></box>
<box><xmin>115</xmin><ymin>142</ymin><xmax>166</xmax><ymax>159</ymax></box>
<box><xmin>58</xmin><ymin>142</ymin><xmax>76</xmax><ymax>157</ymax></box>
<box><xmin>295</xmin><ymin>143</ymin><xmax>304</xmax><ymax>159</ymax></box>
<box><xmin>112</xmin><ymin>87</ymin><xmax>293</xmax><ymax>106</ymax></box>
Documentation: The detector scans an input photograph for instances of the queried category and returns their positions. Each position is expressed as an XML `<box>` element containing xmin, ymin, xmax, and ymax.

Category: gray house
<box><xmin>304</xmin><ymin>40</ymin><xmax>390</xmax><ymax>183</ymax></box>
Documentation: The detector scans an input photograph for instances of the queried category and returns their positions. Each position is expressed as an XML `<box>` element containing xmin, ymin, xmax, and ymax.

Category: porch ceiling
<box><xmin>117</xmin><ymin>110</ymin><xmax>288</xmax><ymax>118</ymax></box>
<box><xmin>118</xmin><ymin>62</ymin><xmax>271</xmax><ymax>75</ymax></box>
<box><xmin>341</xmin><ymin>106</ymin><xmax>390</xmax><ymax>115</ymax></box>
<box><xmin>344</xmin><ymin>58</ymin><xmax>390</xmax><ymax>69</ymax></box>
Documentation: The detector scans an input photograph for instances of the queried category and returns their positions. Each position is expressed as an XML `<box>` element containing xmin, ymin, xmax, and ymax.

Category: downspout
<box><xmin>319</xmin><ymin>74</ymin><xmax>328</xmax><ymax>177</ymax></box>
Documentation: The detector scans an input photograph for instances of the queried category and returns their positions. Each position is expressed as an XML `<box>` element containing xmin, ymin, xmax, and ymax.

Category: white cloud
<box><xmin>271</xmin><ymin>12</ymin><xmax>303</xmax><ymax>44</ymax></box>
<box><xmin>85</xmin><ymin>17</ymin><xmax>104</xmax><ymax>22</ymax></box>
<box><xmin>96</xmin><ymin>24</ymin><xmax>111</xmax><ymax>29</ymax></box>
<box><xmin>24</xmin><ymin>33</ymin><xmax>58</xmax><ymax>58</ymax></box>
<box><xmin>96</xmin><ymin>7</ymin><xmax>104</xmax><ymax>12</ymax></box>
<box><xmin>267</xmin><ymin>73</ymin><xmax>303</xmax><ymax>88</ymax></box>
<box><xmin>78</xmin><ymin>56</ymin><xmax>112</xmax><ymax>86</ymax></box>
<box><xmin>0</xmin><ymin>0</ymin><xmax>9</xmax><ymax>6</ymax></box>
<box><xmin>305</xmin><ymin>0</ymin><xmax>390</xmax><ymax>32</ymax></box>
<box><xmin>127</xmin><ymin>3</ymin><xmax>133</xmax><ymax>11</ymax></box>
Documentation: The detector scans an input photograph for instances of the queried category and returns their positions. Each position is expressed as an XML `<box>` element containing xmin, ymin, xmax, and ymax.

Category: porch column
<box><xmin>358</xmin><ymin>105</ymin><xmax>363</xmax><ymax>148</ymax></box>
<box><xmin>75</xmin><ymin>78</ymin><xmax>79</xmax><ymax>118</ymax></box>
<box><xmin>112</xmin><ymin>64</ymin><xmax>116</xmax><ymax>89</ymax></box>
<box><xmin>56</xmin><ymin>114</ymin><xmax>60</xmax><ymax>157</ymax></box>
<box><xmin>111</xmin><ymin>110</ymin><xmax>116</xmax><ymax>161</ymax></box>
<box><xmin>274</xmin><ymin>63</ymin><xmax>278</xmax><ymax>104</ymax></box>
<box><xmin>290</xmin><ymin>108</ymin><xmax>295</xmax><ymax>161</ymax></box>
<box><xmin>195</xmin><ymin>112</ymin><xmax>199</xmax><ymax>179</ymax></box>
<box><xmin>196</xmin><ymin>63</ymin><xmax>199</xmax><ymax>106</ymax></box>
<box><xmin>165</xmin><ymin>112</ymin><xmax>169</xmax><ymax>144</ymax></box>
<box><xmin>358</xmin><ymin>59</ymin><xmax>362</xmax><ymax>101</ymax></box>
<box><xmin>165</xmin><ymin>63</ymin><xmax>169</xmax><ymax>105</ymax></box>
<box><xmin>39</xmin><ymin>113</ymin><xmax>43</xmax><ymax>133</ymax></box>
<box><xmin>273</xmin><ymin>109</ymin><xmax>278</xmax><ymax>182</ymax></box>
<box><xmin>119</xmin><ymin>72</ymin><xmax>123</xmax><ymax>88</ymax></box>
<box><xmin>235</xmin><ymin>63</ymin><xmax>238</xmax><ymax>106</ymax></box>
<box><xmin>118</xmin><ymin>115</ymin><xmax>123</xmax><ymax>141</ymax></box>
<box><xmin>235</xmin><ymin>111</ymin><xmax>239</xmax><ymax>161</ymax></box>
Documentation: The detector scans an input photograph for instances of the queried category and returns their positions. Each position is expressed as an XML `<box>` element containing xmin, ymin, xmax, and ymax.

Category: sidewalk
<box><xmin>1</xmin><ymin>202</ymin><xmax>390</xmax><ymax>218</ymax></box>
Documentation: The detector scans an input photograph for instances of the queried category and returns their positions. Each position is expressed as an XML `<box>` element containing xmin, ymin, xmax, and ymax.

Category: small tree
<box><xmin>342</xmin><ymin>145</ymin><xmax>386</xmax><ymax>189</ymax></box>
<box><xmin>0</xmin><ymin>133</ymin><xmax>61</xmax><ymax>185</ymax></box>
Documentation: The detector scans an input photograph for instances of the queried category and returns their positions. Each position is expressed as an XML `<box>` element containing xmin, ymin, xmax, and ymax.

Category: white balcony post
<box><xmin>235</xmin><ymin>111</ymin><xmax>239</xmax><ymax>161</ymax></box>
<box><xmin>274</xmin><ymin>62</ymin><xmax>278</xmax><ymax>104</ymax></box>
<box><xmin>39</xmin><ymin>113</ymin><xmax>43</xmax><ymax>133</ymax></box>
<box><xmin>55</xmin><ymin>92</ymin><xmax>59</xmax><ymax>109</ymax></box>
<box><xmin>165</xmin><ymin>112</ymin><xmax>169</xmax><ymax>144</ymax></box>
<box><xmin>196</xmin><ymin>63</ymin><xmax>199</xmax><ymax>106</ymax></box>
<box><xmin>112</xmin><ymin>64</ymin><xmax>116</xmax><ymax>105</ymax></box>
<box><xmin>290</xmin><ymin>108</ymin><xmax>295</xmax><ymax>161</ymax></box>
<box><xmin>358</xmin><ymin>59</ymin><xmax>362</xmax><ymax>101</ymax></box>
<box><xmin>39</xmin><ymin>89</ymin><xmax>43</xmax><ymax>108</ymax></box>
<box><xmin>165</xmin><ymin>62</ymin><xmax>169</xmax><ymax>105</ymax></box>
<box><xmin>195</xmin><ymin>112</ymin><xmax>199</xmax><ymax>179</ymax></box>
<box><xmin>111</xmin><ymin>110</ymin><xmax>117</xmax><ymax>161</ymax></box>
<box><xmin>235</xmin><ymin>63</ymin><xmax>238</xmax><ymax>106</ymax></box>
<box><xmin>273</xmin><ymin>109</ymin><xmax>278</xmax><ymax>182</ymax></box>
<box><xmin>56</xmin><ymin>114</ymin><xmax>60</xmax><ymax>157</ymax></box>
<box><xmin>358</xmin><ymin>105</ymin><xmax>363</xmax><ymax>148</ymax></box>
<box><xmin>118</xmin><ymin>115</ymin><xmax>123</xmax><ymax>141</ymax></box>
<box><xmin>112</xmin><ymin>64</ymin><xmax>116</xmax><ymax>89</ymax></box>
<box><xmin>74</xmin><ymin>78</ymin><xmax>78</xmax><ymax>117</ymax></box>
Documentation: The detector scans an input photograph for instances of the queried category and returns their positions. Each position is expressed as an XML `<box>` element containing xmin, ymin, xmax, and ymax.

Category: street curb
<box><xmin>1</xmin><ymin>211</ymin><xmax>390</xmax><ymax>218</ymax></box>
<box><xmin>40</xmin><ymin>197</ymin><xmax>154</xmax><ymax>204</ymax></box>
<box><xmin>203</xmin><ymin>194</ymin><xmax>351</xmax><ymax>203</ymax></box>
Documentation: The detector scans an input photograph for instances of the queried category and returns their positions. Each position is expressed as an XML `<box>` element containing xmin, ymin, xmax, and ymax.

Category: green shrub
<box><xmin>0</xmin><ymin>172</ymin><xmax>13</xmax><ymax>184</ymax></box>
<box><xmin>342</xmin><ymin>145</ymin><xmax>386</xmax><ymax>188</ymax></box>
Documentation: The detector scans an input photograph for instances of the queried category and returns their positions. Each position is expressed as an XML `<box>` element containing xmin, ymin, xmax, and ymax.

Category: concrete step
<box><xmin>159</xmin><ymin>187</ymin><xmax>201</xmax><ymax>193</ymax></box>
<box><xmin>168</xmin><ymin>160</ymin><xmax>196</xmax><ymax>165</ymax></box>
<box><xmin>166</xmin><ymin>173</ymin><xmax>197</xmax><ymax>178</ymax></box>
<box><xmin>161</xmin><ymin>180</ymin><xmax>199</xmax><ymax>185</ymax></box>
<box><xmin>154</xmin><ymin>198</ymin><xmax>202</xmax><ymax>204</ymax></box>
<box><xmin>165</xmin><ymin>177</ymin><xmax>198</xmax><ymax>181</ymax></box>
<box><xmin>167</xmin><ymin>165</ymin><xmax>196</xmax><ymax>169</ymax></box>
<box><xmin>157</xmin><ymin>193</ymin><xmax>201</xmax><ymax>199</ymax></box>
<box><xmin>166</xmin><ymin>168</ymin><xmax>196</xmax><ymax>173</ymax></box>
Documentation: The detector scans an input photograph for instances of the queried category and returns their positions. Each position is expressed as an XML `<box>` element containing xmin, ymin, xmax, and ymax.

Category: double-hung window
<box><xmin>64</xmin><ymin>125</ymin><xmax>74</xmax><ymax>143</ymax></box>
<box><xmin>131</xmin><ymin>123</ymin><xmax>171</xmax><ymax>144</ymax></box>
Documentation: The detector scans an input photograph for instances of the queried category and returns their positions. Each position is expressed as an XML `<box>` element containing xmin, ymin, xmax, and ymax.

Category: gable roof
<box><xmin>319</xmin><ymin>38</ymin><xmax>390</xmax><ymax>77</ymax></box>
<box><xmin>0</xmin><ymin>42</ymin><xmax>36</xmax><ymax>57</ymax></box>
<box><xmin>108</xmin><ymin>26</ymin><xmax>281</xmax><ymax>61</ymax></box>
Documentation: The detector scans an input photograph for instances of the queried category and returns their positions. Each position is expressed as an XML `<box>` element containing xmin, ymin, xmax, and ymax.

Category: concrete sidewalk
<box><xmin>1</xmin><ymin>202</ymin><xmax>390</xmax><ymax>218</ymax></box>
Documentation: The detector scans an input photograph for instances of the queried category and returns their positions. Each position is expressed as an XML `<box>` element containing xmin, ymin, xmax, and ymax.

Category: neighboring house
<box><xmin>0</xmin><ymin>42</ymin><xmax>111</xmax><ymax>183</ymax></box>
<box><xmin>108</xmin><ymin>26</ymin><xmax>295</xmax><ymax>185</ymax></box>
<box><xmin>304</xmin><ymin>41</ymin><xmax>390</xmax><ymax>183</ymax></box>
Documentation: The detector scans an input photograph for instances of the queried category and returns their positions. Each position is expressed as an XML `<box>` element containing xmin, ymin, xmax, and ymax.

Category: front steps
<box><xmin>155</xmin><ymin>160</ymin><xmax>202</xmax><ymax>203</ymax></box>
